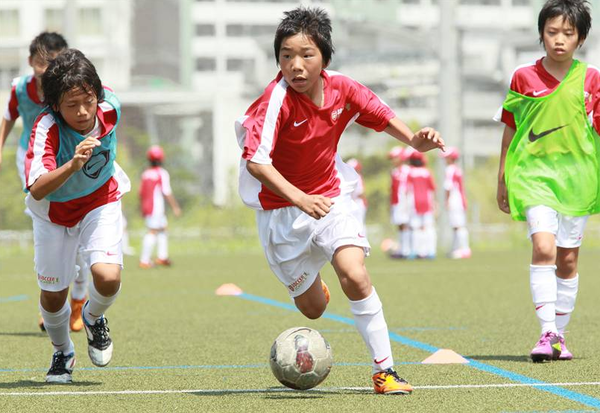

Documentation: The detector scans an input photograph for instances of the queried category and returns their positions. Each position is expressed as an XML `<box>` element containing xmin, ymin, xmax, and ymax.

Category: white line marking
<box><xmin>3</xmin><ymin>382</ymin><xmax>600</xmax><ymax>396</ymax></box>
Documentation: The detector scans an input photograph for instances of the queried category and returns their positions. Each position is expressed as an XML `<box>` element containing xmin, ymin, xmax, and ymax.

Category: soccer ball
<box><xmin>269</xmin><ymin>327</ymin><xmax>333</xmax><ymax>390</ymax></box>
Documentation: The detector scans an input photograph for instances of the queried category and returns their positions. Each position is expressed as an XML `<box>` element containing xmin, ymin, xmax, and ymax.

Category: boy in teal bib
<box><xmin>496</xmin><ymin>0</ymin><xmax>599</xmax><ymax>362</ymax></box>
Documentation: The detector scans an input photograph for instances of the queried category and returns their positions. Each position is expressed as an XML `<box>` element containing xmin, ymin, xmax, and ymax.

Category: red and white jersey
<box><xmin>444</xmin><ymin>164</ymin><xmax>467</xmax><ymax>211</ymax></box>
<box><xmin>24</xmin><ymin>95</ymin><xmax>129</xmax><ymax>227</ymax></box>
<box><xmin>407</xmin><ymin>166</ymin><xmax>435</xmax><ymax>214</ymax></box>
<box><xmin>4</xmin><ymin>76</ymin><xmax>42</xmax><ymax>121</ymax></box>
<box><xmin>496</xmin><ymin>58</ymin><xmax>600</xmax><ymax>132</ymax></box>
<box><xmin>236</xmin><ymin>70</ymin><xmax>395</xmax><ymax>210</ymax></box>
<box><xmin>139</xmin><ymin>166</ymin><xmax>172</xmax><ymax>217</ymax></box>
<box><xmin>390</xmin><ymin>164</ymin><xmax>410</xmax><ymax>206</ymax></box>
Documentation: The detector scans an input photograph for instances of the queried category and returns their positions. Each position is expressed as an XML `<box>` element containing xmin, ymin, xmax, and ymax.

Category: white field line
<box><xmin>3</xmin><ymin>382</ymin><xmax>600</xmax><ymax>397</ymax></box>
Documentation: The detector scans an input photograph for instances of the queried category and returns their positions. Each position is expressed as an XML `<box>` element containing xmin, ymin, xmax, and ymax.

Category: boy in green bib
<box><xmin>496</xmin><ymin>0</ymin><xmax>600</xmax><ymax>362</ymax></box>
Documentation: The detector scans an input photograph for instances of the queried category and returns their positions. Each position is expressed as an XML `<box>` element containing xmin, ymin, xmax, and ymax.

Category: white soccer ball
<box><xmin>269</xmin><ymin>327</ymin><xmax>333</xmax><ymax>390</ymax></box>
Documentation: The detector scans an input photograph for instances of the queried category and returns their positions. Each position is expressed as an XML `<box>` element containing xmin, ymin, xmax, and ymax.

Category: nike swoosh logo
<box><xmin>293</xmin><ymin>119</ymin><xmax>308</xmax><ymax>127</ymax></box>
<box><xmin>374</xmin><ymin>356</ymin><xmax>389</xmax><ymax>364</ymax></box>
<box><xmin>106</xmin><ymin>252</ymin><xmax>118</xmax><ymax>256</ymax></box>
<box><xmin>535</xmin><ymin>304</ymin><xmax>545</xmax><ymax>311</ymax></box>
<box><xmin>528</xmin><ymin>125</ymin><xmax>567</xmax><ymax>142</ymax></box>
<box><xmin>532</xmin><ymin>89</ymin><xmax>548</xmax><ymax>96</ymax></box>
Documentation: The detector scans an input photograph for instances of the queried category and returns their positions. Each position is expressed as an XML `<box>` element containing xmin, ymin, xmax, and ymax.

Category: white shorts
<box><xmin>145</xmin><ymin>213</ymin><xmax>167</xmax><ymax>230</ymax></box>
<box><xmin>525</xmin><ymin>205</ymin><xmax>588</xmax><ymax>248</ymax></box>
<box><xmin>33</xmin><ymin>201</ymin><xmax>123</xmax><ymax>292</ymax></box>
<box><xmin>391</xmin><ymin>204</ymin><xmax>410</xmax><ymax>225</ymax></box>
<box><xmin>410</xmin><ymin>212</ymin><xmax>434</xmax><ymax>229</ymax></box>
<box><xmin>257</xmin><ymin>195</ymin><xmax>370</xmax><ymax>298</ymax></box>
<box><xmin>16</xmin><ymin>145</ymin><xmax>26</xmax><ymax>190</ymax></box>
<box><xmin>448</xmin><ymin>207</ymin><xmax>466</xmax><ymax>228</ymax></box>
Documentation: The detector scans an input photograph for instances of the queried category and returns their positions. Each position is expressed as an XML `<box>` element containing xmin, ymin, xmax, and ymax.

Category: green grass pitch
<box><xmin>2</xmin><ymin>246</ymin><xmax>600</xmax><ymax>412</ymax></box>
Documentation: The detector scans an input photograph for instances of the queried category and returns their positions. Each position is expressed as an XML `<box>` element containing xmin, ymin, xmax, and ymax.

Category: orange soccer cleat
<box><xmin>139</xmin><ymin>261</ymin><xmax>153</xmax><ymax>269</ymax></box>
<box><xmin>70</xmin><ymin>298</ymin><xmax>86</xmax><ymax>332</ymax></box>
<box><xmin>373</xmin><ymin>368</ymin><xmax>413</xmax><ymax>395</ymax></box>
<box><xmin>154</xmin><ymin>258</ymin><xmax>172</xmax><ymax>267</ymax></box>
<box><xmin>321</xmin><ymin>280</ymin><xmax>330</xmax><ymax>304</ymax></box>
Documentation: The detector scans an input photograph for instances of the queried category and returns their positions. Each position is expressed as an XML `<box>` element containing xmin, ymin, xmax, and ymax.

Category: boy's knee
<box><xmin>91</xmin><ymin>264</ymin><xmax>121</xmax><ymax>294</ymax></box>
<box><xmin>299</xmin><ymin>304</ymin><xmax>326</xmax><ymax>320</ymax></box>
<box><xmin>532</xmin><ymin>241</ymin><xmax>555</xmax><ymax>262</ymax></box>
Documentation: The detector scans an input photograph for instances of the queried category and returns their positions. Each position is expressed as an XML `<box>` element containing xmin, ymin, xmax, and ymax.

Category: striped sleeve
<box><xmin>241</xmin><ymin>78</ymin><xmax>288</xmax><ymax>165</ymax></box>
<box><xmin>348</xmin><ymin>77</ymin><xmax>395</xmax><ymax>132</ymax></box>
<box><xmin>25</xmin><ymin>113</ymin><xmax>59</xmax><ymax>189</ymax></box>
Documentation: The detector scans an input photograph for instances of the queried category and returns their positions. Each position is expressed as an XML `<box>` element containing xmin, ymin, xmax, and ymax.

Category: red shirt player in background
<box><xmin>406</xmin><ymin>151</ymin><xmax>437</xmax><ymax>259</ymax></box>
<box><xmin>441</xmin><ymin>147</ymin><xmax>471</xmax><ymax>259</ymax></box>
<box><xmin>388</xmin><ymin>146</ymin><xmax>414</xmax><ymax>258</ymax></box>
<box><xmin>139</xmin><ymin>145</ymin><xmax>181</xmax><ymax>268</ymax></box>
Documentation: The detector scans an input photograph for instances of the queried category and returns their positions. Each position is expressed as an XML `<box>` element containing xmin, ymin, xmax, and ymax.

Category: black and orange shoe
<box><xmin>321</xmin><ymin>280</ymin><xmax>330</xmax><ymax>304</ymax></box>
<box><xmin>373</xmin><ymin>368</ymin><xmax>413</xmax><ymax>395</ymax></box>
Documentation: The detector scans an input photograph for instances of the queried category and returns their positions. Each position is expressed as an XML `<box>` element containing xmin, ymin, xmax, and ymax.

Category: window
<box><xmin>226</xmin><ymin>24</ymin><xmax>275</xmax><ymax>37</ymax></box>
<box><xmin>45</xmin><ymin>8</ymin><xmax>63</xmax><ymax>33</ymax></box>
<box><xmin>196</xmin><ymin>24</ymin><xmax>215</xmax><ymax>36</ymax></box>
<box><xmin>0</xmin><ymin>10</ymin><xmax>19</xmax><ymax>37</ymax></box>
<box><xmin>78</xmin><ymin>8</ymin><xmax>102</xmax><ymax>36</ymax></box>
<box><xmin>196</xmin><ymin>58</ymin><xmax>216</xmax><ymax>71</ymax></box>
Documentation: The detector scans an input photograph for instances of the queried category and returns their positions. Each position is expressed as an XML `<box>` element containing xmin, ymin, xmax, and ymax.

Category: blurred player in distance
<box><xmin>388</xmin><ymin>146</ymin><xmax>413</xmax><ymax>259</ymax></box>
<box><xmin>495</xmin><ymin>0</ymin><xmax>600</xmax><ymax>362</ymax></box>
<box><xmin>0</xmin><ymin>32</ymin><xmax>90</xmax><ymax>333</ymax></box>
<box><xmin>441</xmin><ymin>147</ymin><xmax>471</xmax><ymax>259</ymax></box>
<box><xmin>139</xmin><ymin>145</ymin><xmax>181</xmax><ymax>268</ymax></box>
<box><xmin>346</xmin><ymin>158</ymin><xmax>367</xmax><ymax>234</ymax></box>
<box><xmin>236</xmin><ymin>6</ymin><xmax>444</xmax><ymax>395</ymax></box>
<box><xmin>25</xmin><ymin>49</ymin><xmax>131</xmax><ymax>382</ymax></box>
<box><xmin>406</xmin><ymin>151</ymin><xmax>437</xmax><ymax>259</ymax></box>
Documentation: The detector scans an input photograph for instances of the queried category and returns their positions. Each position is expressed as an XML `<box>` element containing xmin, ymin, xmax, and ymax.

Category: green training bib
<box><xmin>502</xmin><ymin>59</ymin><xmax>600</xmax><ymax>221</ymax></box>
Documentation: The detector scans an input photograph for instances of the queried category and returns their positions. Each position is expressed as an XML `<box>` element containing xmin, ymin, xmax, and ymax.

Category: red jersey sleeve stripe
<box><xmin>251</xmin><ymin>78</ymin><xmax>288</xmax><ymax>165</ymax></box>
<box><xmin>25</xmin><ymin>113</ymin><xmax>58</xmax><ymax>189</ymax></box>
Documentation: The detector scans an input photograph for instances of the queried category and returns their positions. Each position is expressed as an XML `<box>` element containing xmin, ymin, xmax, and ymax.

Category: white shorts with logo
<box><xmin>33</xmin><ymin>200</ymin><xmax>123</xmax><ymax>292</ymax></box>
<box><xmin>257</xmin><ymin>195</ymin><xmax>370</xmax><ymax>298</ymax></box>
<box><xmin>525</xmin><ymin>205</ymin><xmax>588</xmax><ymax>248</ymax></box>
<box><xmin>144</xmin><ymin>213</ymin><xmax>168</xmax><ymax>230</ymax></box>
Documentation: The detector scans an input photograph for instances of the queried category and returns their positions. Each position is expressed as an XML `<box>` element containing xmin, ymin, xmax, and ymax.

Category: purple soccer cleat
<box><xmin>530</xmin><ymin>331</ymin><xmax>561</xmax><ymax>362</ymax></box>
<box><xmin>558</xmin><ymin>335</ymin><xmax>573</xmax><ymax>361</ymax></box>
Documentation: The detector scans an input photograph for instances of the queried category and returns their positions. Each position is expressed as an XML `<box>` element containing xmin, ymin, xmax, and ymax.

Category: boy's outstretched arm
<box><xmin>246</xmin><ymin>161</ymin><xmax>332</xmax><ymax>220</ymax></box>
<box><xmin>497</xmin><ymin>125</ymin><xmax>515</xmax><ymax>214</ymax></box>
<box><xmin>0</xmin><ymin>118</ymin><xmax>16</xmax><ymax>170</ymax></box>
<box><xmin>166</xmin><ymin>194</ymin><xmax>181</xmax><ymax>217</ymax></box>
<box><xmin>29</xmin><ymin>136</ymin><xmax>100</xmax><ymax>200</ymax></box>
<box><xmin>384</xmin><ymin>117</ymin><xmax>445</xmax><ymax>152</ymax></box>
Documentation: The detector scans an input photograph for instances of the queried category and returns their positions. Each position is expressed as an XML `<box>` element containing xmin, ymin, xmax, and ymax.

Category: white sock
<box><xmin>530</xmin><ymin>264</ymin><xmax>558</xmax><ymax>334</ymax></box>
<box><xmin>40</xmin><ymin>300</ymin><xmax>74</xmax><ymax>354</ymax></box>
<box><xmin>157</xmin><ymin>232</ymin><xmax>169</xmax><ymax>260</ymax></box>
<box><xmin>451</xmin><ymin>229</ymin><xmax>459</xmax><ymax>252</ymax></box>
<box><xmin>71</xmin><ymin>254</ymin><xmax>89</xmax><ymax>301</ymax></box>
<box><xmin>457</xmin><ymin>227</ymin><xmax>470</xmax><ymax>251</ymax></box>
<box><xmin>401</xmin><ymin>229</ymin><xmax>411</xmax><ymax>256</ymax></box>
<box><xmin>349</xmin><ymin>287</ymin><xmax>394</xmax><ymax>373</ymax></box>
<box><xmin>556</xmin><ymin>274</ymin><xmax>578</xmax><ymax>335</ymax></box>
<box><xmin>141</xmin><ymin>232</ymin><xmax>157</xmax><ymax>264</ymax></box>
<box><xmin>84</xmin><ymin>281</ymin><xmax>121</xmax><ymax>324</ymax></box>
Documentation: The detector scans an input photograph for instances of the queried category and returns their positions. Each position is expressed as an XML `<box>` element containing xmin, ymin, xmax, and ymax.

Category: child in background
<box><xmin>388</xmin><ymin>146</ymin><xmax>413</xmax><ymax>259</ymax></box>
<box><xmin>441</xmin><ymin>147</ymin><xmax>471</xmax><ymax>259</ymax></box>
<box><xmin>346</xmin><ymin>158</ymin><xmax>367</xmax><ymax>234</ymax></box>
<box><xmin>495</xmin><ymin>0</ymin><xmax>600</xmax><ymax>361</ymax></box>
<box><xmin>139</xmin><ymin>145</ymin><xmax>181</xmax><ymax>268</ymax></box>
<box><xmin>406</xmin><ymin>151</ymin><xmax>436</xmax><ymax>259</ymax></box>
<box><xmin>25</xmin><ymin>49</ymin><xmax>130</xmax><ymax>382</ymax></box>
<box><xmin>236</xmin><ymin>6</ymin><xmax>444</xmax><ymax>394</ymax></box>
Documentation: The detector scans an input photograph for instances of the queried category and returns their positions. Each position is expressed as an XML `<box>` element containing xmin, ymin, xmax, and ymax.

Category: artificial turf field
<box><xmin>2</xmin><ymin>245</ymin><xmax>600</xmax><ymax>412</ymax></box>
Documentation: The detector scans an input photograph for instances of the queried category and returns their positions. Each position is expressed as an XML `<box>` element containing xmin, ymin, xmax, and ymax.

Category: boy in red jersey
<box><xmin>25</xmin><ymin>49</ymin><xmax>130</xmax><ymax>383</ymax></box>
<box><xmin>495</xmin><ymin>0</ymin><xmax>600</xmax><ymax>362</ymax></box>
<box><xmin>139</xmin><ymin>145</ymin><xmax>181</xmax><ymax>268</ymax></box>
<box><xmin>236</xmin><ymin>7</ymin><xmax>444</xmax><ymax>394</ymax></box>
<box><xmin>441</xmin><ymin>147</ymin><xmax>470</xmax><ymax>259</ymax></box>
<box><xmin>388</xmin><ymin>146</ymin><xmax>413</xmax><ymax>258</ymax></box>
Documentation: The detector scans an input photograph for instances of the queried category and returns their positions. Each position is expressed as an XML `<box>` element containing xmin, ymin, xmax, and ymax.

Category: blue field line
<box><xmin>0</xmin><ymin>295</ymin><xmax>28</xmax><ymax>303</ymax></box>
<box><xmin>238</xmin><ymin>292</ymin><xmax>600</xmax><ymax>410</ymax></box>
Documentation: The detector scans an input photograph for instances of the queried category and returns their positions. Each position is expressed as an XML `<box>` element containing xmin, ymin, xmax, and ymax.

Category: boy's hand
<box><xmin>496</xmin><ymin>180</ymin><xmax>510</xmax><ymax>214</ymax></box>
<box><xmin>298</xmin><ymin>194</ymin><xmax>333</xmax><ymax>220</ymax></box>
<box><xmin>411</xmin><ymin>127</ymin><xmax>445</xmax><ymax>152</ymax></box>
<box><xmin>173</xmin><ymin>206</ymin><xmax>182</xmax><ymax>217</ymax></box>
<box><xmin>72</xmin><ymin>137</ymin><xmax>101</xmax><ymax>171</ymax></box>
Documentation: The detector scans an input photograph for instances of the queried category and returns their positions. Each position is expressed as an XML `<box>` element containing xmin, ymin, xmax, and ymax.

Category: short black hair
<box><xmin>274</xmin><ymin>6</ymin><xmax>334</xmax><ymax>66</ymax></box>
<box><xmin>29</xmin><ymin>32</ymin><xmax>68</xmax><ymax>60</ymax></box>
<box><xmin>538</xmin><ymin>0</ymin><xmax>591</xmax><ymax>44</ymax></box>
<box><xmin>42</xmin><ymin>49</ymin><xmax>104</xmax><ymax>111</ymax></box>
